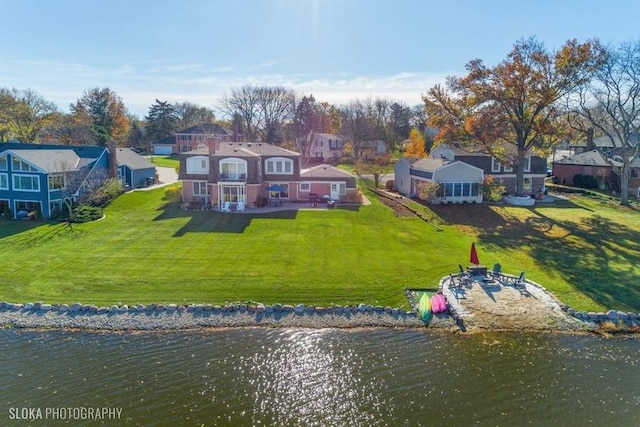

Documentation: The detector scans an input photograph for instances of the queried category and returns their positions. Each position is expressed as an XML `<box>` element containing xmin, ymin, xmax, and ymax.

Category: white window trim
<box><xmin>13</xmin><ymin>174</ymin><xmax>40</xmax><ymax>192</ymax></box>
<box><xmin>0</xmin><ymin>172</ymin><xmax>8</xmax><ymax>190</ymax></box>
<box><xmin>524</xmin><ymin>156</ymin><xmax>531</xmax><ymax>172</ymax></box>
<box><xmin>186</xmin><ymin>156</ymin><xmax>209</xmax><ymax>174</ymax></box>
<box><xmin>219</xmin><ymin>157</ymin><xmax>247</xmax><ymax>179</ymax></box>
<box><xmin>265</xmin><ymin>157</ymin><xmax>293</xmax><ymax>175</ymax></box>
<box><xmin>192</xmin><ymin>181</ymin><xmax>208</xmax><ymax>196</ymax></box>
<box><xmin>300</xmin><ymin>182</ymin><xmax>310</xmax><ymax>192</ymax></box>
<box><xmin>48</xmin><ymin>174</ymin><xmax>66</xmax><ymax>191</ymax></box>
<box><xmin>491</xmin><ymin>157</ymin><xmax>501</xmax><ymax>173</ymax></box>
<box><xmin>12</xmin><ymin>157</ymin><xmax>38</xmax><ymax>172</ymax></box>
<box><xmin>0</xmin><ymin>155</ymin><xmax>7</xmax><ymax>171</ymax></box>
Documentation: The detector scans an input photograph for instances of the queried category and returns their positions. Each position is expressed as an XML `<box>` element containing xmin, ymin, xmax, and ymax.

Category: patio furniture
<box><xmin>221</xmin><ymin>201</ymin><xmax>231</xmax><ymax>212</ymax></box>
<box><xmin>236</xmin><ymin>201</ymin><xmax>245</xmax><ymax>212</ymax></box>
<box><xmin>489</xmin><ymin>263</ymin><xmax>503</xmax><ymax>280</ymax></box>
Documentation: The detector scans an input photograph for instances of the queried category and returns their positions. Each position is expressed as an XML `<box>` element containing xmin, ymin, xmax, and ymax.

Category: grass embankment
<box><xmin>0</xmin><ymin>189</ymin><xmax>639</xmax><ymax>313</ymax></box>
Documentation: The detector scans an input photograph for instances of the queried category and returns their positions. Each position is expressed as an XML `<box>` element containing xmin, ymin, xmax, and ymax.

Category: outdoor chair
<box><xmin>489</xmin><ymin>263</ymin><xmax>503</xmax><ymax>281</ymax></box>
<box><xmin>458</xmin><ymin>264</ymin><xmax>471</xmax><ymax>280</ymax></box>
<box><xmin>236</xmin><ymin>201</ymin><xmax>245</xmax><ymax>212</ymax></box>
<box><xmin>221</xmin><ymin>201</ymin><xmax>231</xmax><ymax>212</ymax></box>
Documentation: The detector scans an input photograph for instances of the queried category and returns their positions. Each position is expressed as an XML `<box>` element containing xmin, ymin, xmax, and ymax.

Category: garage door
<box><xmin>153</xmin><ymin>145</ymin><xmax>173</xmax><ymax>155</ymax></box>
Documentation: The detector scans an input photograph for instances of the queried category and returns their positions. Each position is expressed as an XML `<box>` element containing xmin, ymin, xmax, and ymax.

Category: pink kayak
<box><xmin>430</xmin><ymin>294</ymin><xmax>448</xmax><ymax>314</ymax></box>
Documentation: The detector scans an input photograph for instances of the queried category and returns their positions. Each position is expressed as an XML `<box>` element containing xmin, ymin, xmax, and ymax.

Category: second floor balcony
<box><xmin>218</xmin><ymin>173</ymin><xmax>247</xmax><ymax>182</ymax></box>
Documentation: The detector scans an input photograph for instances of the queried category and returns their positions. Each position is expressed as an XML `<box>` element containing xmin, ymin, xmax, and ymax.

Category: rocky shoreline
<box><xmin>0</xmin><ymin>301</ymin><xmax>458</xmax><ymax>331</ymax></box>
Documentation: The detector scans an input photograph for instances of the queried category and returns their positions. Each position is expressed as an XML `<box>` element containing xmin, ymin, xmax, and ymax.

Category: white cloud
<box><xmin>0</xmin><ymin>58</ymin><xmax>448</xmax><ymax>117</ymax></box>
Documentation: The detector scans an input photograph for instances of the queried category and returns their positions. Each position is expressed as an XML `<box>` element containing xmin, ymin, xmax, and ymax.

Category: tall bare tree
<box><xmin>173</xmin><ymin>101</ymin><xmax>216</xmax><ymax>130</ymax></box>
<box><xmin>339</xmin><ymin>99</ymin><xmax>374</xmax><ymax>159</ymax></box>
<box><xmin>569</xmin><ymin>40</ymin><xmax>640</xmax><ymax>205</ymax></box>
<box><xmin>220</xmin><ymin>85</ymin><xmax>294</xmax><ymax>144</ymax></box>
<box><xmin>424</xmin><ymin>37</ymin><xmax>603</xmax><ymax>195</ymax></box>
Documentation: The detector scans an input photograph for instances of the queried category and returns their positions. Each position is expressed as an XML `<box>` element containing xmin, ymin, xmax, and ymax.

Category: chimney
<box><xmin>586</xmin><ymin>128</ymin><xmax>595</xmax><ymax>151</ymax></box>
<box><xmin>107</xmin><ymin>140</ymin><xmax>118</xmax><ymax>179</ymax></box>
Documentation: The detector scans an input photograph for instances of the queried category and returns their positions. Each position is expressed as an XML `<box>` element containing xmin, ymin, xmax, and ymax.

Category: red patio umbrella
<box><xmin>470</xmin><ymin>242</ymin><xmax>480</xmax><ymax>265</ymax></box>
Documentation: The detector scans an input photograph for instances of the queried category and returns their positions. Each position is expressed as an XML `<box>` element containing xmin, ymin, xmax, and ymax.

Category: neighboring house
<box><xmin>299</xmin><ymin>164</ymin><xmax>357</xmax><ymax>202</ymax></box>
<box><xmin>179</xmin><ymin>142</ymin><xmax>357</xmax><ymax>208</ymax></box>
<box><xmin>0</xmin><ymin>143</ymin><xmax>110</xmax><ymax>219</ymax></box>
<box><xmin>114</xmin><ymin>147</ymin><xmax>157</xmax><ymax>188</ymax></box>
<box><xmin>394</xmin><ymin>157</ymin><xmax>484</xmax><ymax>204</ymax></box>
<box><xmin>306</xmin><ymin>133</ymin><xmax>347</xmax><ymax>163</ymax></box>
<box><xmin>431</xmin><ymin>144</ymin><xmax>547</xmax><ymax>194</ymax></box>
<box><xmin>0</xmin><ymin>143</ymin><xmax>157</xmax><ymax>219</ymax></box>
<box><xmin>359</xmin><ymin>140</ymin><xmax>387</xmax><ymax>160</ymax></box>
<box><xmin>153</xmin><ymin>123</ymin><xmax>233</xmax><ymax>155</ymax></box>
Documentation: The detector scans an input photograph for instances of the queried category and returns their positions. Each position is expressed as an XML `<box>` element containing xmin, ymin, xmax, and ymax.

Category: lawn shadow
<box><xmin>336</xmin><ymin>204</ymin><xmax>360</xmax><ymax>212</ymax></box>
<box><xmin>478</xmin><ymin>205</ymin><xmax>640</xmax><ymax>312</ymax></box>
<box><xmin>154</xmin><ymin>206</ymin><xmax>298</xmax><ymax>236</ymax></box>
<box><xmin>428</xmin><ymin>199</ymin><xmax>640</xmax><ymax>311</ymax></box>
<box><xmin>0</xmin><ymin>220</ymin><xmax>64</xmax><ymax>241</ymax></box>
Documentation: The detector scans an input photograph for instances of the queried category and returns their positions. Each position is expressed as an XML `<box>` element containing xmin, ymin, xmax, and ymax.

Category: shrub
<box><xmin>85</xmin><ymin>178</ymin><xmax>124</xmax><ymax>207</ymax></box>
<box><xmin>73</xmin><ymin>205</ymin><xmax>103</xmax><ymax>223</ymax></box>
<box><xmin>482</xmin><ymin>175</ymin><xmax>506</xmax><ymax>201</ymax></box>
<box><xmin>255</xmin><ymin>195</ymin><xmax>268</xmax><ymax>208</ymax></box>
<box><xmin>164</xmin><ymin>183</ymin><xmax>182</xmax><ymax>204</ymax></box>
<box><xmin>3</xmin><ymin>204</ymin><xmax>12</xmax><ymax>220</ymax></box>
<box><xmin>385</xmin><ymin>180</ymin><xmax>395</xmax><ymax>190</ymax></box>
<box><xmin>417</xmin><ymin>181</ymin><xmax>441</xmax><ymax>203</ymax></box>
<box><xmin>572</xmin><ymin>174</ymin><xmax>598</xmax><ymax>189</ymax></box>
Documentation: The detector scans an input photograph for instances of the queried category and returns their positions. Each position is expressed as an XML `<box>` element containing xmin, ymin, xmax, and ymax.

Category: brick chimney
<box><xmin>107</xmin><ymin>140</ymin><xmax>118</xmax><ymax>179</ymax></box>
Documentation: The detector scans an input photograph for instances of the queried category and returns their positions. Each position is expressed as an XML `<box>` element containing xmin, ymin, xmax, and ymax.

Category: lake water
<box><xmin>1</xmin><ymin>328</ymin><xmax>639</xmax><ymax>426</ymax></box>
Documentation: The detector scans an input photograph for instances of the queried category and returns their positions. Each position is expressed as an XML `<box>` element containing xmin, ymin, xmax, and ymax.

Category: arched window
<box><xmin>265</xmin><ymin>157</ymin><xmax>293</xmax><ymax>174</ymax></box>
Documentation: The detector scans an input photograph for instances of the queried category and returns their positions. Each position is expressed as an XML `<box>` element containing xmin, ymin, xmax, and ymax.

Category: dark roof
<box><xmin>177</xmin><ymin>123</ymin><xmax>232</xmax><ymax>135</ymax></box>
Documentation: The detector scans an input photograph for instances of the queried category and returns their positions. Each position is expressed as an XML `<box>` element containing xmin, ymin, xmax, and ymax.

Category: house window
<box><xmin>193</xmin><ymin>181</ymin><xmax>208</xmax><ymax>196</ymax></box>
<box><xmin>220</xmin><ymin>158</ymin><xmax>247</xmax><ymax>180</ymax></box>
<box><xmin>491</xmin><ymin>158</ymin><xmax>501</xmax><ymax>172</ymax></box>
<box><xmin>50</xmin><ymin>200</ymin><xmax>63</xmax><ymax>215</ymax></box>
<box><xmin>13</xmin><ymin>174</ymin><xmax>39</xmax><ymax>191</ymax></box>
<box><xmin>443</xmin><ymin>182</ymin><xmax>480</xmax><ymax>198</ymax></box>
<box><xmin>266</xmin><ymin>157</ymin><xmax>293</xmax><ymax>175</ymax></box>
<box><xmin>48</xmin><ymin>175</ymin><xmax>65</xmax><ymax>190</ymax></box>
<box><xmin>632</xmin><ymin>169</ymin><xmax>638</xmax><ymax>178</ymax></box>
<box><xmin>523</xmin><ymin>156</ymin><xmax>531</xmax><ymax>172</ymax></box>
<box><xmin>179</xmin><ymin>145</ymin><xmax>192</xmax><ymax>153</ymax></box>
<box><xmin>12</xmin><ymin>157</ymin><xmax>38</xmax><ymax>172</ymax></box>
<box><xmin>503</xmin><ymin>162</ymin><xmax>513</xmax><ymax>172</ymax></box>
<box><xmin>15</xmin><ymin>200</ymin><xmax>40</xmax><ymax>214</ymax></box>
<box><xmin>300</xmin><ymin>183</ymin><xmax>310</xmax><ymax>192</ymax></box>
<box><xmin>186</xmin><ymin>156</ymin><xmax>209</xmax><ymax>174</ymax></box>
<box><xmin>0</xmin><ymin>173</ymin><xmax>7</xmax><ymax>190</ymax></box>
<box><xmin>339</xmin><ymin>183</ymin><xmax>346</xmax><ymax>195</ymax></box>
<box><xmin>0</xmin><ymin>155</ymin><xmax>7</xmax><ymax>171</ymax></box>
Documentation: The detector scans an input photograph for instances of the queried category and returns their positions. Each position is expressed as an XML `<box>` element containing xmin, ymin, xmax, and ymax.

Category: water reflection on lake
<box><xmin>1</xmin><ymin>328</ymin><xmax>639</xmax><ymax>426</ymax></box>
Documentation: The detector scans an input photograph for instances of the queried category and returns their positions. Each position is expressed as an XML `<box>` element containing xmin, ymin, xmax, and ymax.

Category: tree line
<box><xmin>3</xmin><ymin>36</ymin><xmax>640</xmax><ymax>204</ymax></box>
<box><xmin>0</xmin><ymin>85</ymin><xmax>429</xmax><ymax>162</ymax></box>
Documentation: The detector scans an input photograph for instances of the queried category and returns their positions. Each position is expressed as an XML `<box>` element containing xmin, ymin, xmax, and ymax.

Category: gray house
<box><xmin>114</xmin><ymin>148</ymin><xmax>157</xmax><ymax>188</ymax></box>
<box><xmin>394</xmin><ymin>157</ymin><xmax>484</xmax><ymax>204</ymax></box>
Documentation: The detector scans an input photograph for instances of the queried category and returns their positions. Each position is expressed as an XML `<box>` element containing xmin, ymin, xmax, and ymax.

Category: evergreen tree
<box><xmin>145</xmin><ymin>99</ymin><xmax>178</xmax><ymax>142</ymax></box>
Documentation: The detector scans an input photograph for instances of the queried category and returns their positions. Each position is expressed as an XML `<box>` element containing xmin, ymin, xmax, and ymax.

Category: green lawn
<box><xmin>149</xmin><ymin>155</ymin><xmax>179</xmax><ymax>168</ymax></box>
<box><xmin>1</xmin><ymin>189</ymin><xmax>639</xmax><ymax>313</ymax></box>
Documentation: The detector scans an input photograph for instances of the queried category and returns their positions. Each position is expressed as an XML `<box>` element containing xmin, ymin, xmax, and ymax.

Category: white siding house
<box><xmin>395</xmin><ymin>157</ymin><xmax>484</xmax><ymax>204</ymax></box>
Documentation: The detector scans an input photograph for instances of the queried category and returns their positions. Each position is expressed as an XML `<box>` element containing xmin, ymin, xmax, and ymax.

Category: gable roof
<box><xmin>9</xmin><ymin>149</ymin><xmax>81</xmax><ymax>173</ymax></box>
<box><xmin>0</xmin><ymin>143</ymin><xmax>106</xmax><ymax>173</ymax></box>
<box><xmin>553</xmin><ymin>149</ymin><xmax>610</xmax><ymax>167</ymax></box>
<box><xmin>412</xmin><ymin>157</ymin><xmax>446</xmax><ymax>172</ymax></box>
<box><xmin>115</xmin><ymin>148</ymin><xmax>156</xmax><ymax>170</ymax></box>
<box><xmin>300</xmin><ymin>164</ymin><xmax>356</xmax><ymax>179</ymax></box>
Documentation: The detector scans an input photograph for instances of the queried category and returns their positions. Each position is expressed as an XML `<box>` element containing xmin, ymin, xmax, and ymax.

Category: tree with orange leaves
<box><xmin>424</xmin><ymin>37</ymin><xmax>604</xmax><ymax>195</ymax></box>
<box><xmin>404</xmin><ymin>128</ymin><xmax>427</xmax><ymax>157</ymax></box>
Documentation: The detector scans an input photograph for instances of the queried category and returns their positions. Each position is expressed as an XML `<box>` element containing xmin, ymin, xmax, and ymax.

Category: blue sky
<box><xmin>2</xmin><ymin>0</ymin><xmax>640</xmax><ymax>118</ymax></box>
